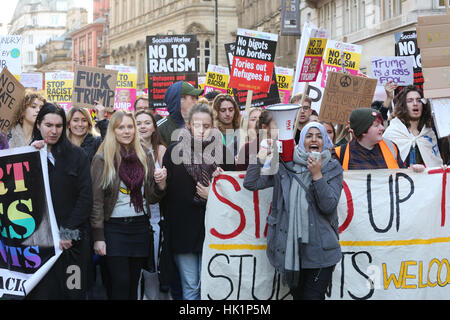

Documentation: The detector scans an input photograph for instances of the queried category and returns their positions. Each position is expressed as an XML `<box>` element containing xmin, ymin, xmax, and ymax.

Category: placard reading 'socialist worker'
<box><xmin>146</xmin><ymin>35</ymin><xmax>198</xmax><ymax>108</ymax></box>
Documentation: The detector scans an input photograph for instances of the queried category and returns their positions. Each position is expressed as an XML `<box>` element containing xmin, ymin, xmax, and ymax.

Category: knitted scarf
<box><xmin>117</xmin><ymin>146</ymin><xmax>145</xmax><ymax>213</ymax></box>
<box><xmin>178</xmin><ymin>127</ymin><xmax>222</xmax><ymax>204</ymax></box>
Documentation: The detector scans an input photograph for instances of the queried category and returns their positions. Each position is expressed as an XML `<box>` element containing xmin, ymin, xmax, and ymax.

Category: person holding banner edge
<box><xmin>244</xmin><ymin>122</ymin><xmax>343</xmax><ymax>300</ymax></box>
<box><xmin>90</xmin><ymin>110</ymin><xmax>167</xmax><ymax>300</ymax></box>
<box><xmin>28</xmin><ymin>103</ymin><xmax>93</xmax><ymax>300</ymax></box>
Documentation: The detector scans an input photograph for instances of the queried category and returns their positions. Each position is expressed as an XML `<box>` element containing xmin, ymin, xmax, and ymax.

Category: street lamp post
<box><xmin>215</xmin><ymin>0</ymin><xmax>218</xmax><ymax>65</ymax></box>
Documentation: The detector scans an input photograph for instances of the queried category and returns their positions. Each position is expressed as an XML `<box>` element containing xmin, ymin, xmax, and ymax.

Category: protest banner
<box><xmin>106</xmin><ymin>65</ymin><xmax>137</xmax><ymax>111</ymax></box>
<box><xmin>201</xmin><ymin>168</ymin><xmax>450</xmax><ymax>300</ymax></box>
<box><xmin>395</xmin><ymin>31</ymin><xmax>424</xmax><ymax>92</ymax></box>
<box><xmin>0</xmin><ymin>147</ymin><xmax>62</xmax><ymax>298</ymax></box>
<box><xmin>20</xmin><ymin>73</ymin><xmax>43</xmax><ymax>90</ymax></box>
<box><xmin>228</xmin><ymin>29</ymin><xmax>278</xmax><ymax>93</ymax></box>
<box><xmin>319</xmin><ymin>71</ymin><xmax>377</xmax><ymax>125</ymax></box>
<box><xmin>146</xmin><ymin>35</ymin><xmax>198</xmax><ymax>108</ymax></box>
<box><xmin>72</xmin><ymin>65</ymin><xmax>117</xmax><ymax>109</ymax></box>
<box><xmin>201</xmin><ymin>172</ymin><xmax>291</xmax><ymax>300</ymax></box>
<box><xmin>416</xmin><ymin>14</ymin><xmax>450</xmax><ymax>98</ymax></box>
<box><xmin>45</xmin><ymin>71</ymin><xmax>74</xmax><ymax>111</ymax></box>
<box><xmin>0</xmin><ymin>68</ymin><xmax>25</xmax><ymax>134</ymax></box>
<box><xmin>321</xmin><ymin>40</ymin><xmax>362</xmax><ymax>88</ymax></box>
<box><xmin>370</xmin><ymin>56</ymin><xmax>415</xmax><ymax>87</ymax></box>
<box><xmin>0</xmin><ymin>36</ymin><xmax>22</xmax><ymax>77</ymax></box>
<box><xmin>330</xmin><ymin>168</ymin><xmax>450</xmax><ymax>300</ymax></box>
<box><xmin>224</xmin><ymin>42</ymin><xmax>281</xmax><ymax>109</ymax></box>
<box><xmin>275</xmin><ymin>67</ymin><xmax>294</xmax><ymax>103</ymax></box>
<box><xmin>204</xmin><ymin>64</ymin><xmax>232</xmax><ymax>95</ymax></box>
<box><xmin>430</xmin><ymin>98</ymin><xmax>450</xmax><ymax>138</ymax></box>
<box><xmin>281</xmin><ymin>0</ymin><xmax>301</xmax><ymax>36</ymax></box>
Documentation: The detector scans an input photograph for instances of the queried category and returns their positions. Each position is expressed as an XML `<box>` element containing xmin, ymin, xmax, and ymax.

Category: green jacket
<box><xmin>157</xmin><ymin>115</ymin><xmax>179</xmax><ymax>146</ymax></box>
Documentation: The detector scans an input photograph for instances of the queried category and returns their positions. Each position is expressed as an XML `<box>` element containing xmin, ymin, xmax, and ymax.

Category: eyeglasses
<box><xmin>300</xmin><ymin>105</ymin><xmax>311</xmax><ymax>111</ymax></box>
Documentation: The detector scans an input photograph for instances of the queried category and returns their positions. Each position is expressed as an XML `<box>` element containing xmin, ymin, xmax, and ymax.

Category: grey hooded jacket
<box><xmin>243</xmin><ymin>157</ymin><xmax>343</xmax><ymax>284</ymax></box>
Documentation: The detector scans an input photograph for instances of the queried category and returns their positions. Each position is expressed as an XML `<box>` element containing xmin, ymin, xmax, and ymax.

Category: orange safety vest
<box><xmin>335</xmin><ymin>140</ymin><xmax>399</xmax><ymax>170</ymax></box>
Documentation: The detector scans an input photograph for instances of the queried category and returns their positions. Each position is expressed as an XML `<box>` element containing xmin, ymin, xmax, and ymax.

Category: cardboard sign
<box><xmin>430</xmin><ymin>97</ymin><xmax>450</xmax><ymax>138</ymax></box>
<box><xmin>225</xmin><ymin>42</ymin><xmax>280</xmax><ymax>109</ymax></box>
<box><xmin>45</xmin><ymin>71</ymin><xmax>74</xmax><ymax>111</ymax></box>
<box><xmin>228</xmin><ymin>29</ymin><xmax>278</xmax><ymax>93</ymax></box>
<box><xmin>370</xmin><ymin>56</ymin><xmax>415</xmax><ymax>86</ymax></box>
<box><xmin>72</xmin><ymin>65</ymin><xmax>117</xmax><ymax>109</ymax></box>
<box><xmin>275</xmin><ymin>66</ymin><xmax>294</xmax><ymax>103</ymax></box>
<box><xmin>106</xmin><ymin>65</ymin><xmax>137</xmax><ymax>111</ymax></box>
<box><xmin>321</xmin><ymin>40</ymin><xmax>362</xmax><ymax>88</ymax></box>
<box><xmin>299</xmin><ymin>35</ymin><xmax>328</xmax><ymax>82</ymax></box>
<box><xmin>146</xmin><ymin>35</ymin><xmax>198</xmax><ymax>108</ymax></box>
<box><xmin>416</xmin><ymin>14</ymin><xmax>450</xmax><ymax>98</ymax></box>
<box><xmin>319</xmin><ymin>71</ymin><xmax>377</xmax><ymax>125</ymax></box>
<box><xmin>0</xmin><ymin>147</ymin><xmax>62</xmax><ymax>298</ymax></box>
<box><xmin>204</xmin><ymin>64</ymin><xmax>232</xmax><ymax>95</ymax></box>
<box><xmin>201</xmin><ymin>172</ymin><xmax>292</xmax><ymax>300</ymax></box>
<box><xmin>0</xmin><ymin>36</ymin><xmax>22</xmax><ymax>76</ymax></box>
<box><xmin>0</xmin><ymin>68</ymin><xmax>25</xmax><ymax>133</ymax></box>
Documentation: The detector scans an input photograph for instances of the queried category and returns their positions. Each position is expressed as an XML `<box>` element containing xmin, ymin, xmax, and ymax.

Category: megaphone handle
<box><xmin>293</xmin><ymin>82</ymin><xmax>309</xmax><ymax>139</ymax></box>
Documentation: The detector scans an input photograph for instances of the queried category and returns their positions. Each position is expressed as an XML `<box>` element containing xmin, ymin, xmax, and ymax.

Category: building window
<box><xmin>437</xmin><ymin>0</ymin><xmax>450</xmax><ymax>7</ymax></box>
<box><xmin>319</xmin><ymin>1</ymin><xmax>336</xmax><ymax>39</ymax></box>
<box><xmin>382</xmin><ymin>0</ymin><xmax>402</xmax><ymax>20</ymax></box>
<box><xmin>343</xmin><ymin>0</ymin><xmax>366</xmax><ymax>34</ymax></box>
<box><xmin>27</xmin><ymin>51</ymin><xmax>34</xmax><ymax>64</ymax></box>
<box><xmin>204</xmin><ymin>40</ymin><xmax>211</xmax><ymax>73</ymax></box>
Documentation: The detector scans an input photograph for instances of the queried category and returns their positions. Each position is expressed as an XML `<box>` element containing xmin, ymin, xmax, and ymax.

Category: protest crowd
<box><xmin>0</xmin><ymin>20</ymin><xmax>449</xmax><ymax>302</ymax></box>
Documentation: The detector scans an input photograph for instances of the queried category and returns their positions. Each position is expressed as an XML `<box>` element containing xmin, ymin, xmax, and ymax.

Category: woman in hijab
<box><xmin>244</xmin><ymin>122</ymin><xmax>343</xmax><ymax>300</ymax></box>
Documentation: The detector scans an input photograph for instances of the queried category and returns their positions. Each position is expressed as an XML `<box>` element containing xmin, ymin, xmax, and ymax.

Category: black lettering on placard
<box><xmin>395</xmin><ymin>173</ymin><xmax>414</xmax><ymax>232</ymax></box>
<box><xmin>251</xmin><ymin>256</ymin><xmax>276</xmax><ymax>300</ymax></box>
<box><xmin>307</xmin><ymin>85</ymin><xmax>322</xmax><ymax>103</ymax></box>
<box><xmin>207</xmin><ymin>253</ymin><xmax>234</xmax><ymax>300</ymax></box>
<box><xmin>339</xmin><ymin>252</ymin><xmax>355</xmax><ymax>298</ymax></box>
<box><xmin>367</xmin><ymin>174</ymin><xmax>395</xmax><ymax>233</ymax></box>
<box><xmin>348</xmin><ymin>251</ymin><xmax>374</xmax><ymax>300</ymax></box>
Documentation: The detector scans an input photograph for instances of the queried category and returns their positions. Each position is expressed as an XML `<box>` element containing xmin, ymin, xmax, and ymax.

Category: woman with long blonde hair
<box><xmin>90</xmin><ymin>110</ymin><xmax>167</xmax><ymax>300</ymax></box>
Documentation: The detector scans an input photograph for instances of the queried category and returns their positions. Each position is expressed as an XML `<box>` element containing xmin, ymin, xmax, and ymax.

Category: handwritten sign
<box><xmin>319</xmin><ymin>71</ymin><xmax>377</xmax><ymax>125</ymax></box>
<box><xmin>201</xmin><ymin>172</ymin><xmax>291</xmax><ymax>300</ymax></box>
<box><xmin>417</xmin><ymin>14</ymin><xmax>450</xmax><ymax>98</ymax></box>
<box><xmin>228</xmin><ymin>29</ymin><xmax>278</xmax><ymax>93</ymax></box>
<box><xmin>370</xmin><ymin>56</ymin><xmax>415</xmax><ymax>86</ymax></box>
<box><xmin>72</xmin><ymin>65</ymin><xmax>118</xmax><ymax>109</ymax></box>
<box><xmin>0</xmin><ymin>68</ymin><xmax>25</xmax><ymax>133</ymax></box>
<box><xmin>0</xmin><ymin>36</ymin><xmax>22</xmax><ymax>77</ymax></box>
<box><xmin>45</xmin><ymin>71</ymin><xmax>73</xmax><ymax>111</ymax></box>
<box><xmin>430</xmin><ymin>98</ymin><xmax>450</xmax><ymax>138</ymax></box>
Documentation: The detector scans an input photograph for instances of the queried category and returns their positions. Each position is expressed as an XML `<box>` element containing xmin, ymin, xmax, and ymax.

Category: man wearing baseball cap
<box><xmin>157</xmin><ymin>81</ymin><xmax>204</xmax><ymax>145</ymax></box>
<box><xmin>334</xmin><ymin>108</ymin><xmax>405</xmax><ymax>170</ymax></box>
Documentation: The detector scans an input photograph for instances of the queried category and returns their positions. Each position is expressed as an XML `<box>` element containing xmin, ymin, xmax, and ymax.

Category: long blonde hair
<box><xmin>99</xmin><ymin>110</ymin><xmax>148</xmax><ymax>189</ymax></box>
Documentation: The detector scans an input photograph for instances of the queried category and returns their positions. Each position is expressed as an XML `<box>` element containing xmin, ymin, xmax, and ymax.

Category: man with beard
<box><xmin>383</xmin><ymin>85</ymin><xmax>443</xmax><ymax>168</ymax></box>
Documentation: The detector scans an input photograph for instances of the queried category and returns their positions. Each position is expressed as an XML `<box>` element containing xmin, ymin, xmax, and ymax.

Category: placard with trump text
<box><xmin>319</xmin><ymin>71</ymin><xmax>377</xmax><ymax>125</ymax></box>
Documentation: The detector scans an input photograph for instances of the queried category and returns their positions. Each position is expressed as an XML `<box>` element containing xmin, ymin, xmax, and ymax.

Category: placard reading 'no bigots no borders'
<box><xmin>201</xmin><ymin>168</ymin><xmax>450</xmax><ymax>300</ymax></box>
<box><xmin>228</xmin><ymin>29</ymin><xmax>278</xmax><ymax>93</ymax></box>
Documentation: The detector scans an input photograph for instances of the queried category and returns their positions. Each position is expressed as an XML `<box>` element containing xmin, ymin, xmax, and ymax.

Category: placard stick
<box><xmin>240</xmin><ymin>89</ymin><xmax>253</xmax><ymax>148</ymax></box>
<box><xmin>446</xmin><ymin>0</ymin><xmax>449</xmax><ymax>14</ymax></box>
<box><xmin>292</xmin><ymin>82</ymin><xmax>309</xmax><ymax>139</ymax></box>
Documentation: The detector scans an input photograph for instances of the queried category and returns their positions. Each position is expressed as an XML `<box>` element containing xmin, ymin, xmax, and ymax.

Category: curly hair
<box><xmin>392</xmin><ymin>85</ymin><xmax>432</xmax><ymax>131</ymax></box>
<box><xmin>12</xmin><ymin>90</ymin><xmax>46</xmax><ymax>127</ymax></box>
<box><xmin>211</xmin><ymin>94</ymin><xmax>241</xmax><ymax>133</ymax></box>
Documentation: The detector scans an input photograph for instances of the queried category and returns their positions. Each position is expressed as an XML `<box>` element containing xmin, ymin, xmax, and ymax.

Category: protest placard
<box><xmin>0</xmin><ymin>147</ymin><xmax>62</xmax><ymax>298</ymax></box>
<box><xmin>430</xmin><ymin>97</ymin><xmax>450</xmax><ymax>138</ymax></box>
<box><xmin>370</xmin><ymin>56</ymin><xmax>415</xmax><ymax>86</ymax></box>
<box><xmin>321</xmin><ymin>40</ymin><xmax>362</xmax><ymax>88</ymax></box>
<box><xmin>394</xmin><ymin>31</ymin><xmax>424</xmax><ymax>92</ymax></box>
<box><xmin>146</xmin><ymin>35</ymin><xmax>198</xmax><ymax>108</ymax></box>
<box><xmin>417</xmin><ymin>14</ymin><xmax>450</xmax><ymax>98</ymax></box>
<box><xmin>106</xmin><ymin>65</ymin><xmax>137</xmax><ymax>111</ymax></box>
<box><xmin>0</xmin><ymin>67</ymin><xmax>25</xmax><ymax>133</ymax></box>
<box><xmin>228</xmin><ymin>29</ymin><xmax>278</xmax><ymax>93</ymax></box>
<box><xmin>44</xmin><ymin>71</ymin><xmax>73</xmax><ymax>111</ymax></box>
<box><xmin>299</xmin><ymin>36</ymin><xmax>328</xmax><ymax>82</ymax></box>
<box><xmin>20</xmin><ymin>73</ymin><xmax>43</xmax><ymax>90</ymax></box>
<box><xmin>0</xmin><ymin>36</ymin><xmax>22</xmax><ymax>77</ymax></box>
<box><xmin>201</xmin><ymin>172</ymin><xmax>292</xmax><ymax>300</ymax></box>
<box><xmin>72</xmin><ymin>65</ymin><xmax>117</xmax><ymax>109</ymax></box>
<box><xmin>204</xmin><ymin>64</ymin><xmax>231</xmax><ymax>95</ymax></box>
<box><xmin>224</xmin><ymin>42</ymin><xmax>281</xmax><ymax>109</ymax></box>
<box><xmin>201</xmin><ymin>168</ymin><xmax>450</xmax><ymax>300</ymax></box>
<box><xmin>275</xmin><ymin>67</ymin><xmax>294</xmax><ymax>103</ymax></box>
<box><xmin>319</xmin><ymin>71</ymin><xmax>377</xmax><ymax>125</ymax></box>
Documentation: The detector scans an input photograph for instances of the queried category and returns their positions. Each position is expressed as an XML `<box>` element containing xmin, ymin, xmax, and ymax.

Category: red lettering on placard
<box><xmin>428</xmin><ymin>168</ymin><xmax>449</xmax><ymax>227</ymax></box>
<box><xmin>339</xmin><ymin>180</ymin><xmax>354</xmax><ymax>234</ymax></box>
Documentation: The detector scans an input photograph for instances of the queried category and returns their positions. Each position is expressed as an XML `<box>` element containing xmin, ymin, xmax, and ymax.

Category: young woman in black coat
<box><xmin>27</xmin><ymin>103</ymin><xmax>93</xmax><ymax>299</ymax></box>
